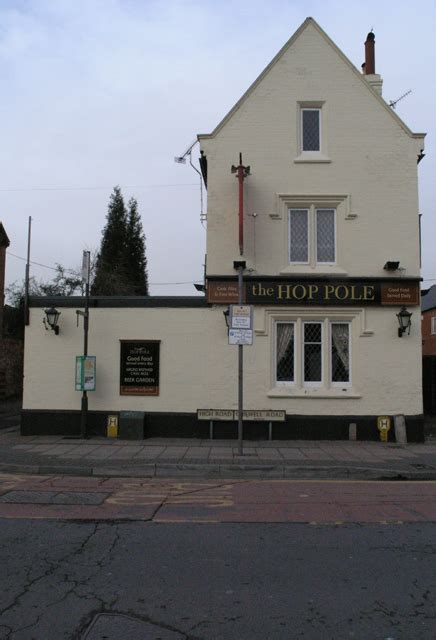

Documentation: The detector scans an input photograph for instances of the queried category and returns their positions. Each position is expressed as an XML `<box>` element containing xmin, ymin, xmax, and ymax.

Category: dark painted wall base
<box><xmin>21</xmin><ymin>410</ymin><xmax>425</xmax><ymax>442</ymax></box>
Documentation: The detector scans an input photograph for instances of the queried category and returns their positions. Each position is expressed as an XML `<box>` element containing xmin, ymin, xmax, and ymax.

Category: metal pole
<box><xmin>238</xmin><ymin>265</ymin><xmax>243</xmax><ymax>455</ymax></box>
<box><xmin>80</xmin><ymin>252</ymin><xmax>90</xmax><ymax>438</ymax></box>
<box><xmin>24</xmin><ymin>216</ymin><xmax>32</xmax><ymax>326</ymax></box>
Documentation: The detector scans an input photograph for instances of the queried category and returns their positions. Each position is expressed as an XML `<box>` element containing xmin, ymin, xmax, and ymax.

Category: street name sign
<box><xmin>197</xmin><ymin>409</ymin><xmax>286</xmax><ymax>422</ymax></box>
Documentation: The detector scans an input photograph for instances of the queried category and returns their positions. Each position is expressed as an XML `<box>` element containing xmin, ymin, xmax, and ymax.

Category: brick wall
<box><xmin>0</xmin><ymin>244</ymin><xmax>6</xmax><ymax>337</ymax></box>
<box><xmin>0</xmin><ymin>338</ymin><xmax>23</xmax><ymax>398</ymax></box>
<box><xmin>422</xmin><ymin>310</ymin><xmax>436</xmax><ymax>356</ymax></box>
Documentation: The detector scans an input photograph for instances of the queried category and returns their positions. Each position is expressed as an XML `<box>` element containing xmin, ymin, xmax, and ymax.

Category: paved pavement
<box><xmin>0</xmin><ymin>424</ymin><xmax>435</xmax><ymax>479</ymax></box>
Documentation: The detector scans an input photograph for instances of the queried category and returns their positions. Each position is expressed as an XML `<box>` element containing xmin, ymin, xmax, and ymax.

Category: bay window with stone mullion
<box><xmin>275</xmin><ymin>319</ymin><xmax>351</xmax><ymax>389</ymax></box>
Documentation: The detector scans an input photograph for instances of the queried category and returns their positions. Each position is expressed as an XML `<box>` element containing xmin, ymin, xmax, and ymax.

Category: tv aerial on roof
<box><xmin>174</xmin><ymin>139</ymin><xmax>198</xmax><ymax>163</ymax></box>
<box><xmin>389</xmin><ymin>89</ymin><xmax>412</xmax><ymax>109</ymax></box>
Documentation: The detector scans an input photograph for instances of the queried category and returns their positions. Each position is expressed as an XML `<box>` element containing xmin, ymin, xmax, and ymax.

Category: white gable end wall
<box><xmin>200</xmin><ymin>20</ymin><xmax>424</xmax><ymax>279</ymax></box>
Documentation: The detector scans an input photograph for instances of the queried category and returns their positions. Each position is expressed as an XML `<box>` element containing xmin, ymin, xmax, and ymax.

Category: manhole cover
<box><xmin>82</xmin><ymin>613</ymin><xmax>185</xmax><ymax>639</ymax></box>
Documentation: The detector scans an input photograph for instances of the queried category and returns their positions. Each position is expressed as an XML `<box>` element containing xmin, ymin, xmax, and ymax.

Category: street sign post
<box><xmin>229</xmin><ymin>329</ymin><xmax>253</xmax><ymax>345</ymax></box>
<box><xmin>228</xmin><ymin>305</ymin><xmax>253</xmax><ymax>345</ymax></box>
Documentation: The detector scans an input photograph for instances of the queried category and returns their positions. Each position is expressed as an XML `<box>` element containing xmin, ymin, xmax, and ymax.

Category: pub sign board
<box><xmin>120</xmin><ymin>340</ymin><xmax>160</xmax><ymax>396</ymax></box>
<box><xmin>207</xmin><ymin>279</ymin><xmax>420</xmax><ymax>306</ymax></box>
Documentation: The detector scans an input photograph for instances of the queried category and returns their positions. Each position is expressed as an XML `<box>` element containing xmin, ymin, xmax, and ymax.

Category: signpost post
<box><xmin>229</xmin><ymin>263</ymin><xmax>251</xmax><ymax>456</ymax></box>
<box><xmin>230</xmin><ymin>153</ymin><xmax>250</xmax><ymax>456</ymax></box>
<box><xmin>80</xmin><ymin>251</ymin><xmax>90</xmax><ymax>438</ymax></box>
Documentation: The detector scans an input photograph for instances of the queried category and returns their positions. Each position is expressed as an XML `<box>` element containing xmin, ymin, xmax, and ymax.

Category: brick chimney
<box><xmin>362</xmin><ymin>30</ymin><xmax>383</xmax><ymax>96</ymax></box>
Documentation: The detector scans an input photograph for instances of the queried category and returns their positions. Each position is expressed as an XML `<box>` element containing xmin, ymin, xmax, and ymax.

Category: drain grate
<box><xmin>82</xmin><ymin>613</ymin><xmax>185</xmax><ymax>639</ymax></box>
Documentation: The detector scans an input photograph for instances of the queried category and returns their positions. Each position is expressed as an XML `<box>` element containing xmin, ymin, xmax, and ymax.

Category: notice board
<box><xmin>120</xmin><ymin>340</ymin><xmax>160</xmax><ymax>396</ymax></box>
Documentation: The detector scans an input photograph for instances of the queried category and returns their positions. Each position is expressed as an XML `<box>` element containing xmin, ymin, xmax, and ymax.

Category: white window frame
<box><xmin>303</xmin><ymin>321</ymin><xmax>323</xmax><ymax>385</ymax></box>
<box><xmin>300</xmin><ymin>108</ymin><xmax>321</xmax><ymax>153</ymax></box>
<box><xmin>431</xmin><ymin>317</ymin><xmax>436</xmax><ymax>335</ymax></box>
<box><xmin>330</xmin><ymin>322</ymin><xmax>352</xmax><ymax>387</ymax></box>
<box><xmin>275</xmin><ymin>321</ymin><xmax>296</xmax><ymax>385</ymax></box>
<box><xmin>289</xmin><ymin>208</ymin><xmax>309</xmax><ymax>264</ymax></box>
<box><xmin>273</xmin><ymin>318</ymin><xmax>352</xmax><ymax>390</ymax></box>
<box><xmin>315</xmin><ymin>208</ymin><xmax>336</xmax><ymax>264</ymax></box>
<box><xmin>288</xmin><ymin>206</ymin><xmax>336</xmax><ymax>266</ymax></box>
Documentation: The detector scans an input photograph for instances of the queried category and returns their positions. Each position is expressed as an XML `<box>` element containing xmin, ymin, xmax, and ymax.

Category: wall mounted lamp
<box><xmin>43</xmin><ymin>307</ymin><xmax>61</xmax><ymax>335</ymax></box>
<box><xmin>223</xmin><ymin>307</ymin><xmax>230</xmax><ymax>329</ymax></box>
<box><xmin>397</xmin><ymin>306</ymin><xmax>412</xmax><ymax>337</ymax></box>
<box><xmin>384</xmin><ymin>261</ymin><xmax>400</xmax><ymax>271</ymax></box>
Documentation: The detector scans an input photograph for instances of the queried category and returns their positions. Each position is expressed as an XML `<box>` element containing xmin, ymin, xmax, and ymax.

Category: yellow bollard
<box><xmin>377</xmin><ymin>416</ymin><xmax>391</xmax><ymax>443</ymax></box>
<box><xmin>107</xmin><ymin>415</ymin><xmax>119</xmax><ymax>438</ymax></box>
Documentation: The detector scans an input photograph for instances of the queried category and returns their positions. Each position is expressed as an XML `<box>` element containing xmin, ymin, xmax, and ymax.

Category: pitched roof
<box><xmin>422</xmin><ymin>285</ymin><xmax>436</xmax><ymax>312</ymax></box>
<box><xmin>198</xmin><ymin>17</ymin><xmax>426</xmax><ymax>141</ymax></box>
<box><xmin>0</xmin><ymin>222</ymin><xmax>10</xmax><ymax>248</ymax></box>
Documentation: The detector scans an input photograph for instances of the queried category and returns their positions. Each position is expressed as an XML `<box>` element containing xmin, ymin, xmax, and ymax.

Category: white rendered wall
<box><xmin>199</xmin><ymin>21</ymin><xmax>424</xmax><ymax>279</ymax></box>
<box><xmin>23</xmin><ymin>305</ymin><xmax>422</xmax><ymax>416</ymax></box>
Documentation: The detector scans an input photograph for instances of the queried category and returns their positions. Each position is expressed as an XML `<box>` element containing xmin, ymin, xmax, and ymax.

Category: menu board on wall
<box><xmin>120</xmin><ymin>340</ymin><xmax>160</xmax><ymax>396</ymax></box>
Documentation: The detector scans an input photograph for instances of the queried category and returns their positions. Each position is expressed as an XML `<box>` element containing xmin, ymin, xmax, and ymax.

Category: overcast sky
<box><xmin>1</xmin><ymin>0</ymin><xmax>435</xmax><ymax>297</ymax></box>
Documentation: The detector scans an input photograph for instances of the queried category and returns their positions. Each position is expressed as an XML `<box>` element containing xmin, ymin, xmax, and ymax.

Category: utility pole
<box><xmin>24</xmin><ymin>216</ymin><xmax>32</xmax><ymax>326</ymax></box>
<box><xmin>231</xmin><ymin>152</ymin><xmax>250</xmax><ymax>456</ymax></box>
<box><xmin>80</xmin><ymin>251</ymin><xmax>90</xmax><ymax>439</ymax></box>
<box><xmin>234</xmin><ymin>260</ymin><xmax>246</xmax><ymax>455</ymax></box>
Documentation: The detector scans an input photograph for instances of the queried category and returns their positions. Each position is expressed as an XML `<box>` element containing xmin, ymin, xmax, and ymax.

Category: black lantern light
<box><xmin>223</xmin><ymin>307</ymin><xmax>230</xmax><ymax>329</ymax></box>
<box><xmin>43</xmin><ymin>307</ymin><xmax>61</xmax><ymax>335</ymax></box>
<box><xmin>396</xmin><ymin>306</ymin><xmax>412</xmax><ymax>337</ymax></box>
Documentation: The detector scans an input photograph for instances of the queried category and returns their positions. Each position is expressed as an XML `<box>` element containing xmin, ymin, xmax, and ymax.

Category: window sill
<box><xmin>294</xmin><ymin>154</ymin><xmax>331</xmax><ymax>164</ymax></box>
<box><xmin>280</xmin><ymin>265</ymin><xmax>348</xmax><ymax>275</ymax></box>
<box><xmin>268</xmin><ymin>387</ymin><xmax>361</xmax><ymax>399</ymax></box>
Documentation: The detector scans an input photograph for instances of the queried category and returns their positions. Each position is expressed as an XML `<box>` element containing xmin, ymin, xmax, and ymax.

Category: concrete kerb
<box><xmin>0</xmin><ymin>461</ymin><xmax>435</xmax><ymax>480</ymax></box>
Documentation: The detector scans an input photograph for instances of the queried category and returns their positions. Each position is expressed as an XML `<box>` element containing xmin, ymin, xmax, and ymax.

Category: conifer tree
<box><xmin>125</xmin><ymin>197</ymin><xmax>148</xmax><ymax>295</ymax></box>
<box><xmin>92</xmin><ymin>186</ymin><xmax>128</xmax><ymax>295</ymax></box>
<box><xmin>91</xmin><ymin>186</ymin><xmax>148</xmax><ymax>296</ymax></box>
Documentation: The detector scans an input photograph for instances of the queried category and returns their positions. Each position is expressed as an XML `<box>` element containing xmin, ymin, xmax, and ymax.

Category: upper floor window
<box><xmin>301</xmin><ymin>108</ymin><xmax>320</xmax><ymax>151</ymax></box>
<box><xmin>295</xmin><ymin>101</ymin><xmax>330</xmax><ymax>163</ymax></box>
<box><xmin>431</xmin><ymin>317</ymin><xmax>436</xmax><ymax>335</ymax></box>
<box><xmin>316</xmin><ymin>209</ymin><xmax>335</xmax><ymax>262</ymax></box>
<box><xmin>289</xmin><ymin>207</ymin><xmax>336</xmax><ymax>265</ymax></box>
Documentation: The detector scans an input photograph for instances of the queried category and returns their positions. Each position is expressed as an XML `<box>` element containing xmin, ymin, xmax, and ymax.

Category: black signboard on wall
<box><xmin>120</xmin><ymin>340</ymin><xmax>160</xmax><ymax>396</ymax></box>
<box><xmin>207</xmin><ymin>279</ymin><xmax>420</xmax><ymax>306</ymax></box>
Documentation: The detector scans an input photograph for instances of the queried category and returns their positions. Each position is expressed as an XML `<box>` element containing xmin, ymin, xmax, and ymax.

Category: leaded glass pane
<box><xmin>289</xmin><ymin>209</ymin><xmax>308</xmax><ymax>262</ymax></box>
<box><xmin>331</xmin><ymin>323</ymin><xmax>350</xmax><ymax>383</ymax></box>
<box><xmin>276</xmin><ymin>323</ymin><xmax>294</xmax><ymax>382</ymax></box>
<box><xmin>316</xmin><ymin>209</ymin><xmax>335</xmax><ymax>262</ymax></box>
<box><xmin>302</xmin><ymin>110</ymin><xmax>320</xmax><ymax>151</ymax></box>
<box><xmin>304</xmin><ymin>323</ymin><xmax>322</xmax><ymax>382</ymax></box>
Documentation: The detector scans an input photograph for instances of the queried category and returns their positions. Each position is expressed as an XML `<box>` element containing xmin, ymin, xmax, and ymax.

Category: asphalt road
<box><xmin>0</xmin><ymin>478</ymin><xmax>434</xmax><ymax>639</ymax></box>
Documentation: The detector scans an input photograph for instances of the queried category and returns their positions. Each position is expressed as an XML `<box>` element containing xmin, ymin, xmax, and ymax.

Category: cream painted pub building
<box><xmin>23</xmin><ymin>19</ymin><xmax>425</xmax><ymax>440</ymax></box>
